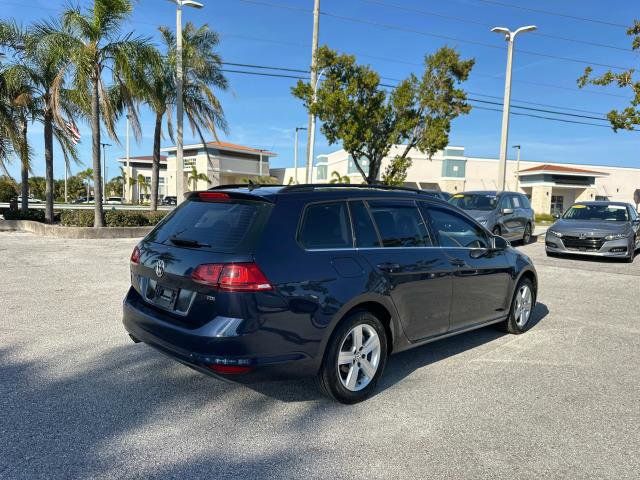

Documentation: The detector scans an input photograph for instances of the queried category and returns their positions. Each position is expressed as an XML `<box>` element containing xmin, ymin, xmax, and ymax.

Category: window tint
<box><xmin>511</xmin><ymin>195</ymin><xmax>521</xmax><ymax>208</ymax></box>
<box><xmin>367</xmin><ymin>200</ymin><xmax>431</xmax><ymax>247</ymax></box>
<box><xmin>449</xmin><ymin>193</ymin><xmax>498</xmax><ymax>211</ymax></box>
<box><xmin>425</xmin><ymin>206</ymin><xmax>490</xmax><ymax>249</ymax></box>
<box><xmin>563</xmin><ymin>204</ymin><xmax>629</xmax><ymax>222</ymax></box>
<box><xmin>520</xmin><ymin>195</ymin><xmax>531</xmax><ymax>209</ymax></box>
<box><xmin>152</xmin><ymin>199</ymin><xmax>273</xmax><ymax>253</ymax></box>
<box><xmin>349</xmin><ymin>201</ymin><xmax>380</xmax><ymax>248</ymax></box>
<box><xmin>299</xmin><ymin>202</ymin><xmax>352</xmax><ymax>249</ymax></box>
<box><xmin>499</xmin><ymin>195</ymin><xmax>513</xmax><ymax>210</ymax></box>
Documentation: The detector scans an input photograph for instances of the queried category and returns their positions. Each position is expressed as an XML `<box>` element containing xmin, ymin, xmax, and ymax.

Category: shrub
<box><xmin>535</xmin><ymin>213</ymin><xmax>555</xmax><ymax>223</ymax></box>
<box><xmin>3</xmin><ymin>209</ymin><xmax>46</xmax><ymax>221</ymax></box>
<box><xmin>60</xmin><ymin>209</ymin><xmax>169</xmax><ymax>227</ymax></box>
<box><xmin>0</xmin><ymin>176</ymin><xmax>18</xmax><ymax>202</ymax></box>
<box><xmin>60</xmin><ymin>209</ymin><xmax>94</xmax><ymax>227</ymax></box>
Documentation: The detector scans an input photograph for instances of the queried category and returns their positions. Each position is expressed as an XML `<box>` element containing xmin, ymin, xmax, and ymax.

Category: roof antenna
<box><xmin>247</xmin><ymin>179</ymin><xmax>256</xmax><ymax>191</ymax></box>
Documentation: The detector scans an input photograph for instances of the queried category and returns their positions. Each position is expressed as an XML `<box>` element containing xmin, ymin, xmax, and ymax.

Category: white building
<box><xmin>118</xmin><ymin>141</ymin><xmax>276</xmax><ymax>203</ymax></box>
<box><xmin>271</xmin><ymin>145</ymin><xmax>640</xmax><ymax>215</ymax></box>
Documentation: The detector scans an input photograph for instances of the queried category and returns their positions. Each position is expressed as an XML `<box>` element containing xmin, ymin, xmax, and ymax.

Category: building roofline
<box><xmin>160</xmin><ymin>141</ymin><xmax>277</xmax><ymax>157</ymax></box>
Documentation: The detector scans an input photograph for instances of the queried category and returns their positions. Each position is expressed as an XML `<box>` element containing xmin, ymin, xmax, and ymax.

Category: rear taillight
<box><xmin>191</xmin><ymin>262</ymin><xmax>272</xmax><ymax>291</ymax></box>
<box><xmin>130</xmin><ymin>245</ymin><xmax>141</xmax><ymax>264</ymax></box>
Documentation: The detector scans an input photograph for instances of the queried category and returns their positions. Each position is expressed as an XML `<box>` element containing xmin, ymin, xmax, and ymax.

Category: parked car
<box><xmin>73</xmin><ymin>196</ymin><xmax>94</xmax><ymax>204</ymax></box>
<box><xmin>105</xmin><ymin>196</ymin><xmax>123</xmax><ymax>205</ymax></box>
<box><xmin>545</xmin><ymin>201</ymin><xmax>640</xmax><ymax>262</ymax></box>
<box><xmin>123</xmin><ymin>184</ymin><xmax>538</xmax><ymax>403</ymax></box>
<box><xmin>421</xmin><ymin>189</ymin><xmax>451</xmax><ymax>201</ymax></box>
<box><xmin>161</xmin><ymin>196</ymin><xmax>177</xmax><ymax>205</ymax></box>
<box><xmin>449</xmin><ymin>190</ymin><xmax>535</xmax><ymax>243</ymax></box>
<box><xmin>16</xmin><ymin>196</ymin><xmax>44</xmax><ymax>204</ymax></box>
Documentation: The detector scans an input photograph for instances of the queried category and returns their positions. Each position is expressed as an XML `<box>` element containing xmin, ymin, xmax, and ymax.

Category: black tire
<box><xmin>522</xmin><ymin>223</ymin><xmax>532</xmax><ymax>245</ymax></box>
<box><xmin>546</xmin><ymin>250</ymin><xmax>558</xmax><ymax>258</ymax></box>
<box><xmin>499</xmin><ymin>277</ymin><xmax>536</xmax><ymax>335</ymax></box>
<box><xmin>317</xmin><ymin>311</ymin><xmax>388</xmax><ymax>404</ymax></box>
<box><xmin>625</xmin><ymin>239</ymin><xmax>636</xmax><ymax>263</ymax></box>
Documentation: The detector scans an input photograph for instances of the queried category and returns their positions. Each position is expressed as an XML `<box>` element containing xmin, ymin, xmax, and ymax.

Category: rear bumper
<box><xmin>122</xmin><ymin>288</ymin><xmax>317</xmax><ymax>381</ymax></box>
<box><xmin>545</xmin><ymin>234</ymin><xmax>632</xmax><ymax>257</ymax></box>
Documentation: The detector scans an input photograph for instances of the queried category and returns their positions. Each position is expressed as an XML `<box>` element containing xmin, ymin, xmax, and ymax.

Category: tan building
<box><xmin>119</xmin><ymin>141</ymin><xmax>276</xmax><ymax>203</ymax></box>
<box><xmin>272</xmin><ymin>146</ymin><xmax>640</xmax><ymax>215</ymax></box>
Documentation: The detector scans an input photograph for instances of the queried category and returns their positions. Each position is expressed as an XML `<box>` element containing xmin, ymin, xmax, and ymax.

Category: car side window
<box><xmin>499</xmin><ymin>195</ymin><xmax>513</xmax><ymax>210</ymax></box>
<box><xmin>511</xmin><ymin>195</ymin><xmax>521</xmax><ymax>208</ymax></box>
<box><xmin>425</xmin><ymin>206</ymin><xmax>490</xmax><ymax>249</ymax></box>
<box><xmin>349</xmin><ymin>200</ymin><xmax>381</xmax><ymax>248</ymax></box>
<box><xmin>367</xmin><ymin>200</ymin><xmax>432</xmax><ymax>247</ymax></box>
<box><xmin>520</xmin><ymin>195</ymin><xmax>531</xmax><ymax>209</ymax></box>
<box><xmin>298</xmin><ymin>201</ymin><xmax>352</xmax><ymax>249</ymax></box>
<box><xmin>628</xmin><ymin>205</ymin><xmax>638</xmax><ymax>220</ymax></box>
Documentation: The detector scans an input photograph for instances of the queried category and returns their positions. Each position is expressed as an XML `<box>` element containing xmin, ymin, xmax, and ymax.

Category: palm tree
<box><xmin>78</xmin><ymin>168</ymin><xmax>93</xmax><ymax>200</ymax></box>
<box><xmin>0</xmin><ymin>20</ymin><xmax>80</xmax><ymax>222</ymax></box>
<box><xmin>41</xmin><ymin>0</ymin><xmax>157</xmax><ymax>227</ymax></box>
<box><xmin>136</xmin><ymin>22</ymin><xmax>228</xmax><ymax>211</ymax></box>
<box><xmin>0</xmin><ymin>68</ymin><xmax>28</xmax><ymax>191</ymax></box>
<box><xmin>187</xmin><ymin>166</ymin><xmax>209</xmax><ymax>191</ymax></box>
<box><xmin>329</xmin><ymin>171</ymin><xmax>350</xmax><ymax>184</ymax></box>
<box><xmin>127</xmin><ymin>175</ymin><xmax>137</xmax><ymax>204</ymax></box>
<box><xmin>137</xmin><ymin>174</ymin><xmax>150</xmax><ymax>202</ymax></box>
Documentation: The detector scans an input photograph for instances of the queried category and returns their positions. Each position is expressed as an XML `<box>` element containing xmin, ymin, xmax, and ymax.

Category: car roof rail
<box><xmin>209</xmin><ymin>183</ymin><xmax>287</xmax><ymax>191</ymax></box>
<box><xmin>280</xmin><ymin>183</ymin><xmax>431</xmax><ymax>195</ymax></box>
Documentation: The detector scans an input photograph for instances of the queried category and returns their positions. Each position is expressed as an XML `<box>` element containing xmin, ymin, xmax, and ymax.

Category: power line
<box><xmin>359</xmin><ymin>0</ymin><xmax>632</xmax><ymax>52</ymax></box>
<box><xmin>471</xmin><ymin>0</ymin><xmax>629</xmax><ymax>29</ymax></box>
<box><xmin>219</xmin><ymin>65</ymin><xmax>621</xmax><ymax>128</ymax></box>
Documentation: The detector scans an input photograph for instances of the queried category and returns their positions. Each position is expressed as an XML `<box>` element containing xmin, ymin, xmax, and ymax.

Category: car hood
<box><xmin>463</xmin><ymin>209</ymin><xmax>493</xmax><ymax>220</ymax></box>
<box><xmin>550</xmin><ymin>219</ymin><xmax>630</xmax><ymax>236</ymax></box>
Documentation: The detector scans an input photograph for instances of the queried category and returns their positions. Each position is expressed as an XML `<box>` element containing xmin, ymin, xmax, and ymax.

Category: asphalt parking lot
<box><xmin>1</xmin><ymin>231</ymin><xmax>638</xmax><ymax>479</ymax></box>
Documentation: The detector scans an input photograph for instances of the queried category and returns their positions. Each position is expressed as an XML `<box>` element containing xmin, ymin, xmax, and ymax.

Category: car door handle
<box><xmin>377</xmin><ymin>262</ymin><xmax>400</xmax><ymax>273</ymax></box>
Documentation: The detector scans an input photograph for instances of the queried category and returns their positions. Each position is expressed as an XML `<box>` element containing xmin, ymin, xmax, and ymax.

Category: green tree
<box><xmin>43</xmin><ymin>0</ymin><xmax>156</xmax><ymax>226</ymax></box>
<box><xmin>0</xmin><ymin>175</ymin><xmax>18</xmax><ymax>202</ymax></box>
<box><xmin>0</xmin><ymin>67</ymin><xmax>29</xmax><ymax>192</ymax></box>
<box><xmin>27</xmin><ymin>176</ymin><xmax>46</xmax><ymax>199</ymax></box>
<box><xmin>381</xmin><ymin>155</ymin><xmax>413</xmax><ymax>186</ymax></box>
<box><xmin>329</xmin><ymin>170</ymin><xmax>350</xmax><ymax>184</ymax></box>
<box><xmin>78</xmin><ymin>168</ymin><xmax>93</xmax><ymax>200</ymax></box>
<box><xmin>137</xmin><ymin>173</ymin><xmax>150</xmax><ymax>201</ymax></box>
<box><xmin>136</xmin><ymin>23</ymin><xmax>228</xmax><ymax>211</ymax></box>
<box><xmin>292</xmin><ymin>46</ymin><xmax>474</xmax><ymax>184</ymax></box>
<box><xmin>187</xmin><ymin>166</ymin><xmax>209</xmax><ymax>190</ymax></box>
<box><xmin>105</xmin><ymin>176</ymin><xmax>123</xmax><ymax>197</ymax></box>
<box><xmin>0</xmin><ymin>20</ymin><xmax>79</xmax><ymax>222</ymax></box>
<box><xmin>578</xmin><ymin>20</ymin><xmax>640</xmax><ymax>131</ymax></box>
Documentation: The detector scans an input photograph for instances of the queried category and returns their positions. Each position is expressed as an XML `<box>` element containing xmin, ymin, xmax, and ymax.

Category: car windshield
<box><xmin>449</xmin><ymin>193</ymin><xmax>498</xmax><ymax>211</ymax></box>
<box><xmin>562</xmin><ymin>204</ymin><xmax>629</xmax><ymax>222</ymax></box>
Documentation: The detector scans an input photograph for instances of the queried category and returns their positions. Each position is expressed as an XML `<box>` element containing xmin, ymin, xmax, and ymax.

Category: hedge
<box><xmin>60</xmin><ymin>209</ymin><xmax>169</xmax><ymax>227</ymax></box>
<box><xmin>535</xmin><ymin>213</ymin><xmax>556</xmax><ymax>223</ymax></box>
<box><xmin>3</xmin><ymin>209</ymin><xmax>46</xmax><ymax>222</ymax></box>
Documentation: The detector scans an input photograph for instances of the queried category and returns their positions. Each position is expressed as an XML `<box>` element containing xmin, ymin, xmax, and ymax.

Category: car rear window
<box><xmin>298</xmin><ymin>201</ymin><xmax>352</xmax><ymax>249</ymax></box>
<box><xmin>149</xmin><ymin>198</ymin><xmax>273</xmax><ymax>253</ymax></box>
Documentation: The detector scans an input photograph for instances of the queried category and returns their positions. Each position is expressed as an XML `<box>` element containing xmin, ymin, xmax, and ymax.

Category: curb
<box><xmin>0</xmin><ymin>219</ymin><xmax>153</xmax><ymax>239</ymax></box>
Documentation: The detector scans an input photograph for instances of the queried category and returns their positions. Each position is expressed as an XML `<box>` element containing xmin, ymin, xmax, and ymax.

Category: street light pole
<box><xmin>294</xmin><ymin>127</ymin><xmax>306</xmax><ymax>184</ymax></box>
<box><xmin>513</xmin><ymin>144</ymin><xmax>521</xmax><ymax>191</ymax></box>
<box><xmin>305</xmin><ymin>0</ymin><xmax>320</xmax><ymax>184</ymax></box>
<box><xmin>491</xmin><ymin>25</ymin><xmax>537</xmax><ymax>191</ymax></box>
<box><xmin>100</xmin><ymin>142</ymin><xmax>111</xmax><ymax>197</ymax></box>
<box><xmin>125</xmin><ymin>114</ymin><xmax>130</xmax><ymax>200</ymax></box>
<box><xmin>170</xmin><ymin>0</ymin><xmax>203</xmax><ymax>204</ymax></box>
<box><xmin>307</xmin><ymin>69</ymin><xmax>326</xmax><ymax>185</ymax></box>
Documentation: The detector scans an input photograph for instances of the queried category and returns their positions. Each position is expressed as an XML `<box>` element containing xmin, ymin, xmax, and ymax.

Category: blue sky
<box><xmin>2</xmin><ymin>0</ymin><xmax>639</xmax><ymax>180</ymax></box>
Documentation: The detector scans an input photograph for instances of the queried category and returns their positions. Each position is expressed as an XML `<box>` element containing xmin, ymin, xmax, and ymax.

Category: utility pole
<box><xmin>125</xmin><ymin>114</ymin><xmax>130</xmax><ymax>200</ymax></box>
<box><xmin>305</xmin><ymin>0</ymin><xmax>320</xmax><ymax>184</ymax></box>
<box><xmin>513</xmin><ymin>145</ymin><xmax>521</xmax><ymax>191</ymax></box>
<box><xmin>491</xmin><ymin>25</ymin><xmax>536</xmax><ymax>191</ymax></box>
<box><xmin>100</xmin><ymin>142</ymin><xmax>111</xmax><ymax>198</ymax></box>
<box><xmin>171</xmin><ymin>0</ymin><xmax>204</xmax><ymax>204</ymax></box>
<box><xmin>64</xmin><ymin>164</ymin><xmax>68</xmax><ymax>203</ymax></box>
<box><xmin>294</xmin><ymin>127</ymin><xmax>306</xmax><ymax>184</ymax></box>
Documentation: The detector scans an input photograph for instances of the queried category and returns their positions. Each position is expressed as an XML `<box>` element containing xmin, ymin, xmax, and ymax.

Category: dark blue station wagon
<box><xmin>123</xmin><ymin>184</ymin><xmax>538</xmax><ymax>403</ymax></box>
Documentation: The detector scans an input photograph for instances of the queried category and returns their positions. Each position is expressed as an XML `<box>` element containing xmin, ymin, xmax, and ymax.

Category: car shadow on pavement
<box><xmin>246</xmin><ymin>302</ymin><xmax>550</xmax><ymax>403</ymax></box>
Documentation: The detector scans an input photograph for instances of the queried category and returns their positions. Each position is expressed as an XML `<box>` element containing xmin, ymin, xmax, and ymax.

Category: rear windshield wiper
<box><xmin>169</xmin><ymin>235</ymin><xmax>211</xmax><ymax>248</ymax></box>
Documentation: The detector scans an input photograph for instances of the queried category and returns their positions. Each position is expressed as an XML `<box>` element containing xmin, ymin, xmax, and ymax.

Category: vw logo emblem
<box><xmin>579</xmin><ymin>233</ymin><xmax>586</xmax><ymax>239</ymax></box>
<box><xmin>155</xmin><ymin>260</ymin><xmax>165</xmax><ymax>278</ymax></box>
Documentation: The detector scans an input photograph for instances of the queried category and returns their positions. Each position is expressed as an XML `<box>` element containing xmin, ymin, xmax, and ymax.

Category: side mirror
<box><xmin>633</xmin><ymin>218</ymin><xmax>640</xmax><ymax>225</ymax></box>
<box><xmin>502</xmin><ymin>208</ymin><xmax>514</xmax><ymax>215</ymax></box>
<box><xmin>492</xmin><ymin>235</ymin><xmax>509</xmax><ymax>250</ymax></box>
<box><xmin>552</xmin><ymin>213</ymin><xmax>560</xmax><ymax>219</ymax></box>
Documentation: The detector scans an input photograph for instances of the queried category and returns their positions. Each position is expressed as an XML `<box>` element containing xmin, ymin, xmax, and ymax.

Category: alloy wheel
<box><xmin>523</xmin><ymin>224</ymin><xmax>531</xmax><ymax>244</ymax></box>
<box><xmin>337</xmin><ymin>324</ymin><xmax>381</xmax><ymax>392</ymax></box>
<box><xmin>514</xmin><ymin>284</ymin><xmax>533</xmax><ymax>327</ymax></box>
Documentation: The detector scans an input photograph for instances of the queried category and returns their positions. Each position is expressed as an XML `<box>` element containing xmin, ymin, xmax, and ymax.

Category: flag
<box><xmin>65</xmin><ymin>121</ymin><xmax>81</xmax><ymax>145</ymax></box>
